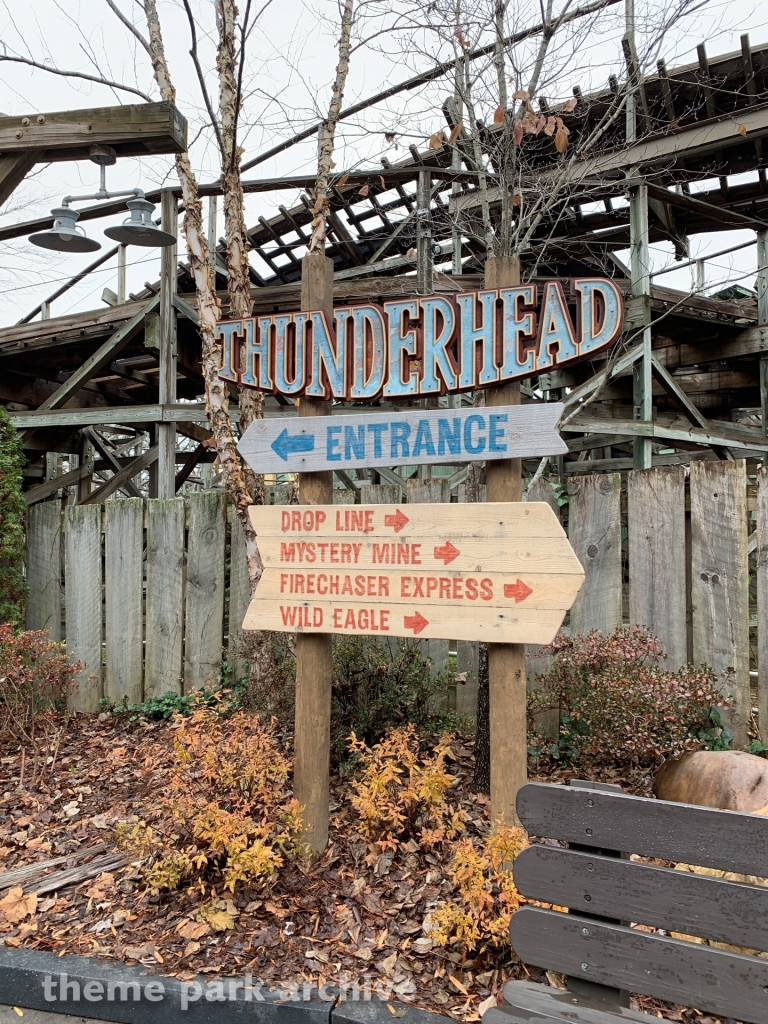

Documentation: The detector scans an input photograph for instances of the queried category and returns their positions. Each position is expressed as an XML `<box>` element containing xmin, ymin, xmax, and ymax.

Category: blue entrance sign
<box><xmin>237</xmin><ymin>403</ymin><xmax>566</xmax><ymax>475</ymax></box>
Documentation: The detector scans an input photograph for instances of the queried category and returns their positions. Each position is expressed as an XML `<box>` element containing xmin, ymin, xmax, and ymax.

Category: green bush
<box><xmin>527</xmin><ymin>626</ymin><xmax>730</xmax><ymax>772</ymax></box>
<box><xmin>241</xmin><ymin>632</ymin><xmax>455</xmax><ymax>765</ymax></box>
<box><xmin>0</xmin><ymin>405</ymin><xmax>28</xmax><ymax>626</ymax></box>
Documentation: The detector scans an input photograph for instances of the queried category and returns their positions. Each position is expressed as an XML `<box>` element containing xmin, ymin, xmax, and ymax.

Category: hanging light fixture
<box><xmin>28</xmin><ymin>154</ymin><xmax>176</xmax><ymax>254</ymax></box>
<box><xmin>104</xmin><ymin>196</ymin><xmax>176</xmax><ymax>247</ymax></box>
<box><xmin>29</xmin><ymin>206</ymin><xmax>102</xmax><ymax>253</ymax></box>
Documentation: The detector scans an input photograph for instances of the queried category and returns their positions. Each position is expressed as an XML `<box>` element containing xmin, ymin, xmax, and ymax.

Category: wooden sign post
<box><xmin>486</xmin><ymin>255</ymin><xmax>525</xmax><ymax>828</ymax></box>
<box><xmin>295</xmin><ymin>253</ymin><xmax>334</xmax><ymax>857</ymax></box>
<box><xmin>243</xmin><ymin>501</ymin><xmax>584</xmax><ymax>643</ymax></box>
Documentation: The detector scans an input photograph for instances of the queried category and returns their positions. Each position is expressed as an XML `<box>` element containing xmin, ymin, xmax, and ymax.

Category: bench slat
<box><xmin>514</xmin><ymin>845</ymin><xmax>768</xmax><ymax>952</ymax></box>
<box><xmin>517</xmin><ymin>782</ymin><xmax>768</xmax><ymax>876</ymax></box>
<box><xmin>492</xmin><ymin>982</ymin><xmax>666</xmax><ymax>1024</ymax></box>
<box><xmin>511</xmin><ymin>906</ymin><xmax>768</xmax><ymax>1024</ymax></box>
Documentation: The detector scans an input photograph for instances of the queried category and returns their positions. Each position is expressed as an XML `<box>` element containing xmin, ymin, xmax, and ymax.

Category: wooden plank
<box><xmin>227</xmin><ymin>511</ymin><xmax>250</xmax><ymax>681</ymax></box>
<box><xmin>80</xmin><ymin>444</ymin><xmax>158</xmax><ymax>505</ymax></box>
<box><xmin>456</xmin><ymin>640</ymin><xmax>479</xmax><ymax>724</ymax></box>
<box><xmin>184</xmin><ymin>492</ymin><xmax>226</xmax><ymax>690</ymax></box>
<box><xmin>627</xmin><ymin>466</ymin><xmax>687</xmax><ymax>667</ymax></box>
<box><xmin>258</xmin><ymin>534</ymin><xmax>581</xmax><ymax>575</ymax></box>
<box><xmin>759</xmin><ymin>466</ymin><xmax>768</xmax><ymax>740</ymax></box>
<box><xmin>516</xmin><ymin>782</ymin><xmax>768</xmax><ymax>875</ymax></box>
<box><xmin>360</xmin><ymin>483</ymin><xmax>403</xmax><ymax>505</ymax></box>
<box><xmin>104</xmin><ymin>498</ymin><xmax>143</xmax><ymax>703</ymax></box>
<box><xmin>251</xmin><ymin>501</ymin><xmax>580</xmax><ymax>539</ymax></box>
<box><xmin>64</xmin><ymin>505</ymin><xmax>102</xmax><ymax>711</ymax></box>
<box><xmin>25</xmin><ymin>502</ymin><xmax>61</xmax><ymax>640</ymax></box>
<box><xmin>690</xmin><ymin>459</ymin><xmax>749</xmax><ymax>745</ymax></box>
<box><xmin>257</xmin><ymin>570</ymin><xmax>583</xmax><ymax>608</ymax></box>
<box><xmin>0</xmin><ymin>102</ymin><xmax>186</xmax><ymax>157</ymax></box>
<box><xmin>568</xmin><ymin>474</ymin><xmax>622</xmax><ymax>635</ymax></box>
<box><xmin>144</xmin><ymin>498</ymin><xmax>185</xmax><ymax>697</ymax></box>
<box><xmin>238</xmin><ymin>404</ymin><xmax>567</xmax><ymax>475</ymax></box>
<box><xmin>491</xmin><ymin>982</ymin><xmax>656</xmax><ymax>1024</ymax></box>
<box><xmin>514</xmin><ymin>844</ymin><xmax>768</xmax><ymax>952</ymax></box>
<box><xmin>510</xmin><ymin>906</ymin><xmax>768</xmax><ymax>1024</ymax></box>
<box><xmin>244</xmin><ymin>597</ymin><xmax>567</xmax><ymax>644</ymax></box>
<box><xmin>406</xmin><ymin>479</ymin><xmax>448</xmax><ymax>674</ymax></box>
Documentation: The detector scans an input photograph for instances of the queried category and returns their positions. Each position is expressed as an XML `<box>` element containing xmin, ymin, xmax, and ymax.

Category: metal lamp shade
<box><xmin>29</xmin><ymin>207</ymin><xmax>101</xmax><ymax>253</ymax></box>
<box><xmin>104</xmin><ymin>197</ymin><xmax>176</xmax><ymax>247</ymax></box>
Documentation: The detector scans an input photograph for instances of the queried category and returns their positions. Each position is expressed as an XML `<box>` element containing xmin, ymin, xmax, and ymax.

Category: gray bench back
<box><xmin>511</xmin><ymin>781</ymin><xmax>768</xmax><ymax>1024</ymax></box>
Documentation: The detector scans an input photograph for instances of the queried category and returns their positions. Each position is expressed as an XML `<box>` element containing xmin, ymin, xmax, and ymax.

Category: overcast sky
<box><xmin>0</xmin><ymin>0</ymin><xmax>766</xmax><ymax>327</ymax></box>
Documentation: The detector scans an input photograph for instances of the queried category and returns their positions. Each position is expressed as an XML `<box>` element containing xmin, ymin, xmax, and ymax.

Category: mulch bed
<box><xmin>0</xmin><ymin>716</ymin><xmax>701</xmax><ymax>1022</ymax></box>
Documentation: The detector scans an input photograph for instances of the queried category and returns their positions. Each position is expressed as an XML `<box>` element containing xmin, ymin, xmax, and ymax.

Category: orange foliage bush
<box><xmin>117</xmin><ymin>700</ymin><xmax>304</xmax><ymax>893</ymax></box>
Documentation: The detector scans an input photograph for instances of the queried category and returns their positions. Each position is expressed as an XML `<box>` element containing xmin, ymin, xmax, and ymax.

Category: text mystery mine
<box><xmin>217</xmin><ymin>278</ymin><xmax>623</xmax><ymax>399</ymax></box>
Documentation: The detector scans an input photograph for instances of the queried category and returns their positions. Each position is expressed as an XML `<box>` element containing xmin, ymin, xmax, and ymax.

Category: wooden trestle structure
<box><xmin>2</xmin><ymin>36</ymin><xmax>768</xmax><ymax>502</ymax></box>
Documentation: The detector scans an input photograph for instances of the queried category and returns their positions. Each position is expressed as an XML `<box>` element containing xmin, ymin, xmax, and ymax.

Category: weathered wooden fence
<box><xmin>23</xmin><ymin>462</ymin><xmax>768</xmax><ymax>744</ymax></box>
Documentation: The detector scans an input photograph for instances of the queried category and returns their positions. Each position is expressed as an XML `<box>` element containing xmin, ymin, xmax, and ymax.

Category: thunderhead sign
<box><xmin>216</xmin><ymin>278</ymin><xmax>623</xmax><ymax>400</ymax></box>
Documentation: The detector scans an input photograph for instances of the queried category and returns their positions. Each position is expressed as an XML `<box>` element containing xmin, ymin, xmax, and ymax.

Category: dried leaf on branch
<box><xmin>428</xmin><ymin>131</ymin><xmax>445</xmax><ymax>151</ymax></box>
<box><xmin>493</xmin><ymin>105</ymin><xmax>505</xmax><ymax>124</ymax></box>
<box><xmin>447</xmin><ymin>122</ymin><xmax>463</xmax><ymax>145</ymax></box>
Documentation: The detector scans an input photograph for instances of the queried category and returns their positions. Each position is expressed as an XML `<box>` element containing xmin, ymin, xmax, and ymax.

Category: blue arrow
<box><xmin>271</xmin><ymin>428</ymin><xmax>315</xmax><ymax>462</ymax></box>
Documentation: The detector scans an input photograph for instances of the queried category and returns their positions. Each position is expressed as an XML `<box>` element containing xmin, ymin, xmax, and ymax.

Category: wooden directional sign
<box><xmin>243</xmin><ymin>503</ymin><xmax>584</xmax><ymax>644</ymax></box>
<box><xmin>237</xmin><ymin>403</ymin><xmax>566</xmax><ymax>475</ymax></box>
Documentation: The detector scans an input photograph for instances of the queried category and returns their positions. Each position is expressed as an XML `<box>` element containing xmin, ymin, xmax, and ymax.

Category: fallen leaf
<box><xmin>37</xmin><ymin>897</ymin><xmax>56</xmax><ymax>913</ymax></box>
<box><xmin>183</xmin><ymin>941</ymin><xmax>201</xmax><ymax>957</ymax></box>
<box><xmin>493</xmin><ymin>105</ymin><xmax>505</xmax><ymax>124</ymax></box>
<box><xmin>265</xmin><ymin>901</ymin><xmax>288</xmax><ymax>919</ymax></box>
<box><xmin>0</xmin><ymin>888</ymin><xmax>37</xmax><ymax>924</ymax></box>
<box><xmin>305</xmin><ymin>948</ymin><xmax>329</xmax><ymax>964</ymax></box>
<box><xmin>17</xmin><ymin>921</ymin><xmax>36</xmax><ymax>939</ymax></box>
<box><xmin>412</xmin><ymin>936</ymin><xmax>433</xmax><ymax>954</ymax></box>
<box><xmin>13</xmin><ymin>1009</ymin><xmax>22</xmax><ymax>1017</ymax></box>
<box><xmin>177</xmin><ymin>919</ymin><xmax>209</xmax><ymax>941</ymax></box>
<box><xmin>85</xmin><ymin>872</ymin><xmax>114</xmax><ymax>899</ymax></box>
<box><xmin>478</xmin><ymin>994</ymin><xmax>497</xmax><ymax>1016</ymax></box>
<box><xmin>354</xmin><ymin>947</ymin><xmax>373</xmax><ymax>961</ymax></box>
<box><xmin>449</xmin><ymin>974</ymin><xmax>469</xmax><ymax>995</ymax></box>
<box><xmin>386</xmin><ymin>1005</ymin><xmax>408</xmax><ymax>1018</ymax></box>
<box><xmin>124</xmin><ymin>942</ymin><xmax>155</xmax><ymax>961</ymax></box>
<box><xmin>206</xmin><ymin>910</ymin><xmax>235</xmax><ymax>933</ymax></box>
<box><xmin>90</xmin><ymin>814</ymin><xmax>109</xmax><ymax>829</ymax></box>
<box><xmin>381</xmin><ymin>951</ymin><xmax>398</xmax><ymax>976</ymax></box>
<box><xmin>738</xmin><ymin>123</ymin><xmax>747</xmax><ymax>136</ymax></box>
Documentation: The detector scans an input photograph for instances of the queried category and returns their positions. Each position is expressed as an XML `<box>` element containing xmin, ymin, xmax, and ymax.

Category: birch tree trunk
<box><xmin>307</xmin><ymin>0</ymin><xmax>354</xmax><ymax>254</ymax></box>
<box><xmin>143</xmin><ymin>0</ymin><xmax>263</xmax><ymax>591</ymax></box>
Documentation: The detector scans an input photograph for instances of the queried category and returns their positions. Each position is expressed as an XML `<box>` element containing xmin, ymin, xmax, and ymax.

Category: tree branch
<box><xmin>101</xmin><ymin>0</ymin><xmax>151</xmax><ymax>55</ymax></box>
<box><xmin>181</xmin><ymin>0</ymin><xmax>225</xmax><ymax>159</ymax></box>
<box><xmin>0</xmin><ymin>52</ymin><xmax>153</xmax><ymax>100</ymax></box>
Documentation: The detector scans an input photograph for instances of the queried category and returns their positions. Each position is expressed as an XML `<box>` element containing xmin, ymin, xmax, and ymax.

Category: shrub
<box><xmin>116</xmin><ymin>700</ymin><xmax>305</xmax><ymax>894</ymax></box>
<box><xmin>241</xmin><ymin>633</ymin><xmax>456</xmax><ymax>764</ymax></box>
<box><xmin>527</xmin><ymin>626</ymin><xmax>730</xmax><ymax>771</ymax></box>
<box><xmin>429</xmin><ymin>825</ymin><xmax>527</xmax><ymax>953</ymax></box>
<box><xmin>0</xmin><ymin>405</ymin><xmax>28</xmax><ymax>626</ymax></box>
<box><xmin>347</xmin><ymin>724</ymin><xmax>464</xmax><ymax>848</ymax></box>
<box><xmin>0</xmin><ymin>625</ymin><xmax>79</xmax><ymax>783</ymax></box>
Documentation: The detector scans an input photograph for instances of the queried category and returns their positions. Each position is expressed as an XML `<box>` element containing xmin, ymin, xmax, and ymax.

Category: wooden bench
<box><xmin>489</xmin><ymin>779</ymin><xmax>768</xmax><ymax>1024</ymax></box>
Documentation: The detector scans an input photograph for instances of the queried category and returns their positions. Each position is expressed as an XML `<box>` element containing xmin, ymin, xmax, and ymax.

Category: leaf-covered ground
<box><xmin>0</xmin><ymin>715</ymin><xmax>705</xmax><ymax>1023</ymax></box>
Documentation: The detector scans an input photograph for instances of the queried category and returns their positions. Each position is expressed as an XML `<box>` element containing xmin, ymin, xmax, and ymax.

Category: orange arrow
<box><xmin>404</xmin><ymin>611</ymin><xmax>429</xmax><ymax>634</ymax></box>
<box><xmin>434</xmin><ymin>541</ymin><xmax>460</xmax><ymax>564</ymax></box>
<box><xmin>384</xmin><ymin>509</ymin><xmax>409</xmax><ymax>533</ymax></box>
<box><xmin>504</xmin><ymin>579</ymin><xmax>533</xmax><ymax>603</ymax></box>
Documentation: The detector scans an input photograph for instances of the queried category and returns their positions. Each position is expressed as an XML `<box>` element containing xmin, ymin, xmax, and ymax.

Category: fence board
<box><xmin>104</xmin><ymin>498</ymin><xmax>143</xmax><ymax>703</ymax></box>
<box><xmin>228</xmin><ymin>512</ymin><xmax>250</xmax><ymax>680</ymax></box>
<box><xmin>759</xmin><ymin>467</ymin><xmax>768</xmax><ymax>740</ymax></box>
<box><xmin>185</xmin><ymin>491</ymin><xmax>226</xmax><ymax>691</ymax></box>
<box><xmin>360</xmin><ymin>483</ymin><xmax>401</xmax><ymax>504</ymax></box>
<box><xmin>525</xmin><ymin>476</ymin><xmax>560</xmax><ymax>516</ymax></box>
<box><xmin>26</xmin><ymin>502</ymin><xmax>61</xmax><ymax>639</ymax></box>
<box><xmin>690</xmin><ymin>459</ymin><xmax>749</xmax><ymax>745</ymax></box>
<box><xmin>568</xmin><ymin>473</ymin><xmax>622</xmax><ymax>635</ymax></box>
<box><xmin>628</xmin><ymin>466</ymin><xmax>687</xmax><ymax>667</ymax></box>
<box><xmin>334</xmin><ymin>489</ymin><xmax>356</xmax><ymax>504</ymax></box>
<box><xmin>64</xmin><ymin>505</ymin><xmax>102</xmax><ymax>711</ymax></box>
<box><xmin>145</xmin><ymin>498</ymin><xmax>184</xmax><ymax>697</ymax></box>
